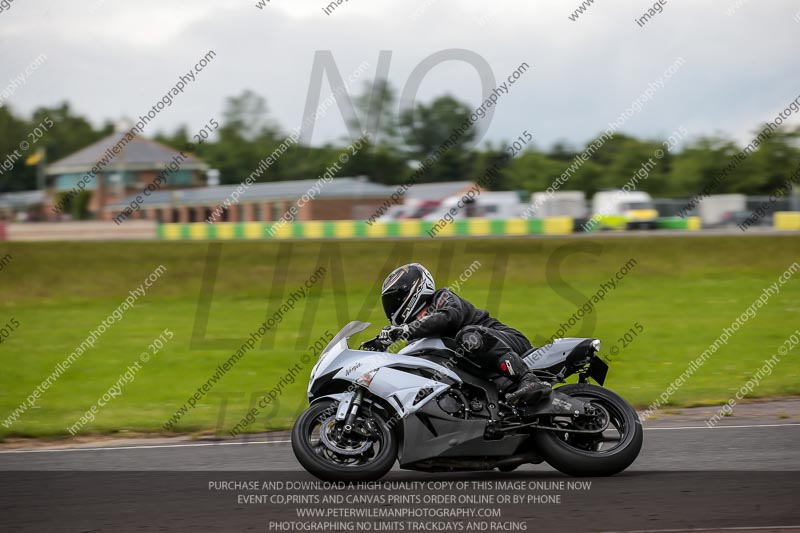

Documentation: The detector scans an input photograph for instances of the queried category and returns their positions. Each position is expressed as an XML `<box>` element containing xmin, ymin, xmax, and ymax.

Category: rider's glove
<box><xmin>379</xmin><ymin>324</ymin><xmax>409</xmax><ymax>344</ymax></box>
<box><xmin>361</xmin><ymin>338</ymin><xmax>385</xmax><ymax>351</ymax></box>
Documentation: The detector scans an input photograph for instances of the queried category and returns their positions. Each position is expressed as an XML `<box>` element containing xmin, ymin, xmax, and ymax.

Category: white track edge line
<box><xmin>0</xmin><ymin>439</ymin><xmax>292</xmax><ymax>454</ymax></box>
<box><xmin>604</xmin><ymin>525</ymin><xmax>800</xmax><ymax>533</ymax></box>
<box><xmin>1</xmin><ymin>422</ymin><xmax>799</xmax><ymax>454</ymax></box>
<box><xmin>644</xmin><ymin>423</ymin><xmax>800</xmax><ymax>430</ymax></box>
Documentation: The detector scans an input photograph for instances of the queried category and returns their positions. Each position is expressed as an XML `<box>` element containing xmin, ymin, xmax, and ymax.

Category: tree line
<box><xmin>2</xmin><ymin>81</ymin><xmax>799</xmax><ymax>198</ymax></box>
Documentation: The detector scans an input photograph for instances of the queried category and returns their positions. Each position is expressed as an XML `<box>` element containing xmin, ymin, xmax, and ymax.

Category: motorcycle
<box><xmin>292</xmin><ymin>321</ymin><xmax>643</xmax><ymax>481</ymax></box>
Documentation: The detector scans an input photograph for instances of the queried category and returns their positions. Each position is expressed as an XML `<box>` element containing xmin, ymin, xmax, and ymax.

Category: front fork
<box><xmin>337</xmin><ymin>388</ymin><xmax>364</xmax><ymax>434</ymax></box>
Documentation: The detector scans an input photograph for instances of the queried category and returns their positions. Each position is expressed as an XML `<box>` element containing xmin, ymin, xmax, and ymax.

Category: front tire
<box><xmin>291</xmin><ymin>399</ymin><xmax>398</xmax><ymax>482</ymax></box>
<box><xmin>532</xmin><ymin>383</ymin><xmax>643</xmax><ymax>477</ymax></box>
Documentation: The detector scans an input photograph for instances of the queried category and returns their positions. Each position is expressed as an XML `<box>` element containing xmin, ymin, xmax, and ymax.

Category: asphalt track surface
<box><xmin>2</xmin><ymin>419</ymin><xmax>800</xmax><ymax>532</ymax></box>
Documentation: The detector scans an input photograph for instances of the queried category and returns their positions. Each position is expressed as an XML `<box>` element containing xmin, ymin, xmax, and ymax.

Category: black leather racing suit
<box><xmin>403</xmin><ymin>288</ymin><xmax>532</xmax><ymax>371</ymax></box>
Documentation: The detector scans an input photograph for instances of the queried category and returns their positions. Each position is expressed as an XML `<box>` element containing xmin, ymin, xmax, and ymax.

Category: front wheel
<box><xmin>291</xmin><ymin>399</ymin><xmax>398</xmax><ymax>482</ymax></box>
<box><xmin>532</xmin><ymin>383</ymin><xmax>643</xmax><ymax>477</ymax></box>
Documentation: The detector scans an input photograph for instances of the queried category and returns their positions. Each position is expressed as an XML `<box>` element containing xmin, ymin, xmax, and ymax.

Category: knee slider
<box><xmin>456</xmin><ymin>326</ymin><xmax>484</xmax><ymax>356</ymax></box>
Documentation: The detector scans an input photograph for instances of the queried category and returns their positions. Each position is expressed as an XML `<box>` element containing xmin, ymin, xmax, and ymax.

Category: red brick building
<box><xmin>106</xmin><ymin>177</ymin><xmax>400</xmax><ymax>223</ymax></box>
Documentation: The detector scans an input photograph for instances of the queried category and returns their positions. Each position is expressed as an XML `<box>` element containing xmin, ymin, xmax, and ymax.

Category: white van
<box><xmin>423</xmin><ymin>191</ymin><xmax>524</xmax><ymax>221</ymax></box>
<box><xmin>528</xmin><ymin>191</ymin><xmax>588</xmax><ymax>218</ymax></box>
<box><xmin>588</xmin><ymin>190</ymin><xmax>658</xmax><ymax>230</ymax></box>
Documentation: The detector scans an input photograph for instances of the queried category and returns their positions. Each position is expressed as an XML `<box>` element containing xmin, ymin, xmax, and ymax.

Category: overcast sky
<box><xmin>2</xmin><ymin>0</ymin><xmax>799</xmax><ymax>151</ymax></box>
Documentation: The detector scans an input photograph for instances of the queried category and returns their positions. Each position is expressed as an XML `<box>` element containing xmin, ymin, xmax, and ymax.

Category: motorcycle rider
<box><xmin>376</xmin><ymin>263</ymin><xmax>551</xmax><ymax>406</ymax></box>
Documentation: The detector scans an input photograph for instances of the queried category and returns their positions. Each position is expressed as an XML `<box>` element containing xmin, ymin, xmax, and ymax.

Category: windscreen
<box><xmin>320</xmin><ymin>321</ymin><xmax>372</xmax><ymax>357</ymax></box>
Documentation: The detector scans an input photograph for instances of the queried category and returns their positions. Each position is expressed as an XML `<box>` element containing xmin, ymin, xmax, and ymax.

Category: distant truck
<box><xmin>696</xmin><ymin>194</ymin><xmax>746</xmax><ymax>227</ymax></box>
<box><xmin>423</xmin><ymin>191</ymin><xmax>525</xmax><ymax>221</ymax></box>
<box><xmin>375</xmin><ymin>199</ymin><xmax>441</xmax><ymax>222</ymax></box>
<box><xmin>586</xmin><ymin>190</ymin><xmax>659</xmax><ymax>231</ymax></box>
<box><xmin>527</xmin><ymin>191</ymin><xmax>588</xmax><ymax>219</ymax></box>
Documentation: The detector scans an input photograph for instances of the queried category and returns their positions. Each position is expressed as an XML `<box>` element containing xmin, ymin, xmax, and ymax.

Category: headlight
<box><xmin>356</xmin><ymin>369</ymin><xmax>378</xmax><ymax>388</ymax></box>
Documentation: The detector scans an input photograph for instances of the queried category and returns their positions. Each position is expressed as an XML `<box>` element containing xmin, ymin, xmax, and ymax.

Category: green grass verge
<box><xmin>0</xmin><ymin>235</ymin><xmax>798</xmax><ymax>439</ymax></box>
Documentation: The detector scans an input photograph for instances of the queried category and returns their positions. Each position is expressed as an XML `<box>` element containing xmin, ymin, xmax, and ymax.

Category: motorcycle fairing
<box><xmin>397</xmin><ymin>337</ymin><xmax>453</xmax><ymax>356</ymax></box>
<box><xmin>309</xmin><ymin>390</ymin><xmax>526</xmax><ymax>468</ymax></box>
<box><xmin>367</xmin><ymin>366</ymin><xmax>451</xmax><ymax>416</ymax></box>
<box><xmin>307</xmin><ymin>323</ymin><xmax>463</xmax><ymax>419</ymax></box>
<box><xmin>398</xmin><ymin>395</ymin><xmax>527</xmax><ymax>467</ymax></box>
<box><xmin>523</xmin><ymin>337</ymin><xmax>592</xmax><ymax>370</ymax></box>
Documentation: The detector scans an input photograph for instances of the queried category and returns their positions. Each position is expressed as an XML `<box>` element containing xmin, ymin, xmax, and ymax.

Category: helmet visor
<box><xmin>381</xmin><ymin>290</ymin><xmax>407</xmax><ymax>324</ymax></box>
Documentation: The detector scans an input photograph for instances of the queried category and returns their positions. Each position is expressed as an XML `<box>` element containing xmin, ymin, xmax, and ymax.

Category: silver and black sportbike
<box><xmin>292</xmin><ymin>321</ymin><xmax>643</xmax><ymax>481</ymax></box>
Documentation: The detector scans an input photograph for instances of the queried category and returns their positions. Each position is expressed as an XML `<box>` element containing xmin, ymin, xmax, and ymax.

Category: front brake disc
<box><xmin>318</xmin><ymin>416</ymin><xmax>372</xmax><ymax>456</ymax></box>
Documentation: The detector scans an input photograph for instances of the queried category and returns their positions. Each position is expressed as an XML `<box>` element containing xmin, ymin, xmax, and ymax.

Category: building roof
<box><xmin>405</xmin><ymin>181</ymin><xmax>476</xmax><ymax>199</ymax></box>
<box><xmin>46</xmin><ymin>133</ymin><xmax>207</xmax><ymax>175</ymax></box>
<box><xmin>0</xmin><ymin>190</ymin><xmax>45</xmax><ymax>209</ymax></box>
<box><xmin>106</xmin><ymin>176</ymin><xmax>396</xmax><ymax>210</ymax></box>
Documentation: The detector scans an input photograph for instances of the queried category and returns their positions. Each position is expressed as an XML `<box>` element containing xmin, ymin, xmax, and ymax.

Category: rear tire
<box><xmin>291</xmin><ymin>399</ymin><xmax>398</xmax><ymax>482</ymax></box>
<box><xmin>532</xmin><ymin>384</ymin><xmax>642</xmax><ymax>477</ymax></box>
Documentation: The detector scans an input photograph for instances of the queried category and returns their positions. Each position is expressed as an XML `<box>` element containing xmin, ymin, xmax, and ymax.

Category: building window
<box><xmin>271</xmin><ymin>203</ymin><xmax>282</xmax><ymax>221</ymax></box>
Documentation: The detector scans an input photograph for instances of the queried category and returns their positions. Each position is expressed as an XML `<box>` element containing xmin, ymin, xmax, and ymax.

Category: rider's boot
<box><xmin>498</xmin><ymin>353</ymin><xmax>551</xmax><ymax>407</ymax></box>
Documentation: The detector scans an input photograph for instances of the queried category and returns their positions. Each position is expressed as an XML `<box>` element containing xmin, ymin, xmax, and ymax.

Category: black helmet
<box><xmin>381</xmin><ymin>263</ymin><xmax>436</xmax><ymax>325</ymax></box>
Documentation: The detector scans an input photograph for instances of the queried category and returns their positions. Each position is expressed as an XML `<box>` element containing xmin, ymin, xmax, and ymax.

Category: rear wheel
<box><xmin>532</xmin><ymin>383</ymin><xmax>642</xmax><ymax>476</ymax></box>
<box><xmin>291</xmin><ymin>399</ymin><xmax>398</xmax><ymax>482</ymax></box>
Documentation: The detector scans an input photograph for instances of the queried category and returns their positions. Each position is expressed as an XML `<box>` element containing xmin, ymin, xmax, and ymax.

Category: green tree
<box><xmin>31</xmin><ymin>102</ymin><xmax>112</xmax><ymax>164</ymax></box>
<box><xmin>505</xmin><ymin>151</ymin><xmax>570</xmax><ymax>192</ymax></box>
<box><xmin>743</xmin><ymin>125</ymin><xmax>800</xmax><ymax>195</ymax></box>
<box><xmin>0</xmin><ymin>105</ymin><xmax>35</xmax><ymax>192</ymax></box>
<box><xmin>338</xmin><ymin>79</ymin><xmax>411</xmax><ymax>184</ymax></box>
<box><xmin>470</xmin><ymin>142</ymin><xmax>513</xmax><ymax>191</ymax></box>
<box><xmin>220</xmin><ymin>89</ymin><xmax>277</xmax><ymax>142</ymax></box>
<box><xmin>351</xmin><ymin>79</ymin><xmax>400</xmax><ymax>148</ymax></box>
<box><xmin>548</xmin><ymin>141</ymin><xmax>578</xmax><ymax>162</ymax></box>
<box><xmin>203</xmin><ymin>91</ymin><xmax>285</xmax><ymax>184</ymax></box>
<box><xmin>670</xmin><ymin>136</ymin><xmax>747</xmax><ymax>197</ymax></box>
<box><xmin>400</xmin><ymin>95</ymin><xmax>475</xmax><ymax>156</ymax></box>
<box><xmin>154</xmin><ymin>125</ymin><xmax>191</xmax><ymax>150</ymax></box>
<box><xmin>399</xmin><ymin>95</ymin><xmax>476</xmax><ymax>183</ymax></box>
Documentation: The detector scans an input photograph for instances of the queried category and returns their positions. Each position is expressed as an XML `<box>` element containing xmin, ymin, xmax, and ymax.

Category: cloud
<box><xmin>0</xmin><ymin>0</ymin><xmax>798</xmax><ymax>151</ymax></box>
